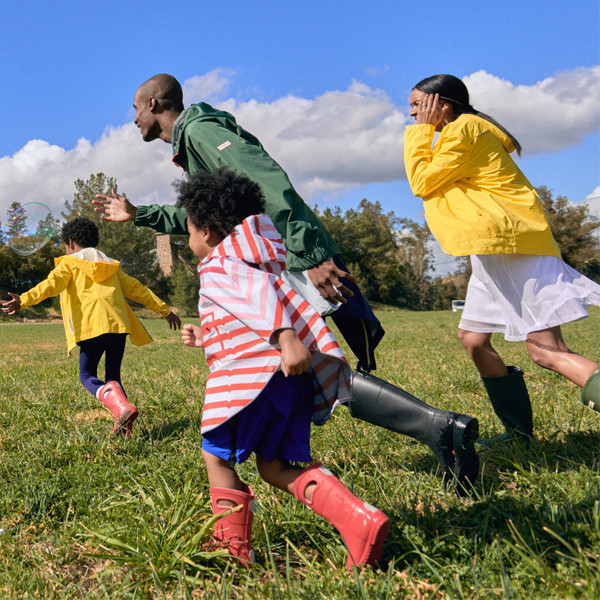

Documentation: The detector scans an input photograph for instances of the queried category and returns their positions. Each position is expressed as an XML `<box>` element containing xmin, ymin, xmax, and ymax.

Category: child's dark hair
<box><xmin>61</xmin><ymin>217</ymin><xmax>99</xmax><ymax>248</ymax></box>
<box><xmin>414</xmin><ymin>74</ymin><xmax>522</xmax><ymax>156</ymax></box>
<box><xmin>175</xmin><ymin>167</ymin><xmax>266</xmax><ymax>239</ymax></box>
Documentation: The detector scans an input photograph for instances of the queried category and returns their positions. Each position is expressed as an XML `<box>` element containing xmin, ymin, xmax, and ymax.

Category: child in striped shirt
<box><xmin>177</xmin><ymin>167</ymin><xmax>390</xmax><ymax>569</ymax></box>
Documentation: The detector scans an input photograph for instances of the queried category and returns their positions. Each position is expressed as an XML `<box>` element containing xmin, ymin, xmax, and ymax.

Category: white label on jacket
<box><xmin>217</xmin><ymin>140</ymin><xmax>232</xmax><ymax>151</ymax></box>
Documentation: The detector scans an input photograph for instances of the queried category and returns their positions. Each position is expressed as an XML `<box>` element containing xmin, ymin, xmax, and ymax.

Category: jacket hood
<box><xmin>463</xmin><ymin>113</ymin><xmax>515</xmax><ymax>154</ymax></box>
<box><xmin>172</xmin><ymin>103</ymin><xmax>238</xmax><ymax>155</ymax></box>
<box><xmin>55</xmin><ymin>248</ymin><xmax>119</xmax><ymax>283</ymax></box>
<box><xmin>202</xmin><ymin>214</ymin><xmax>287</xmax><ymax>276</ymax></box>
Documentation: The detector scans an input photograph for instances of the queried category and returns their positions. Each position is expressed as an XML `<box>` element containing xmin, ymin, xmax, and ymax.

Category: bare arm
<box><xmin>275</xmin><ymin>328</ymin><xmax>311</xmax><ymax>377</ymax></box>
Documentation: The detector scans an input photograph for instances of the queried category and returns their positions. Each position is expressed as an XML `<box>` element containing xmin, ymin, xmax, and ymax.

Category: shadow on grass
<box><xmin>140</xmin><ymin>416</ymin><xmax>201</xmax><ymax>441</ymax></box>
<box><xmin>379</xmin><ymin>482</ymin><xmax>600</xmax><ymax>574</ymax></box>
<box><xmin>479</xmin><ymin>429</ymin><xmax>600</xmax><ymax>476</ymax></box>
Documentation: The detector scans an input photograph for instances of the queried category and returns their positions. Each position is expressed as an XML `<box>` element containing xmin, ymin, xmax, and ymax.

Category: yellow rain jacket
<box><xmin>404</xmin><ymin>114</ymin><xmax>560</xmax><ymax>258</ymax></box>
<box><xmin>19</xmin><ymin>250</ymin><xmax>171</xmax><ymax>355</ymax></box>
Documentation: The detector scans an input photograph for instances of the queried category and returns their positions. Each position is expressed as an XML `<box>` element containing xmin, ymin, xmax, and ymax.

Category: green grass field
<box><xmin>0</xmin><ymin>308</ymin><xmax>598</xmax><ymax>599</ymax></box>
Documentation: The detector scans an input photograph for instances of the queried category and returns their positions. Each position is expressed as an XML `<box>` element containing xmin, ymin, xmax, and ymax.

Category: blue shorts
<box><xmin>202</xmin><ymin>370</ymin><xmax>314</xmax><ymax>464</ymax></box>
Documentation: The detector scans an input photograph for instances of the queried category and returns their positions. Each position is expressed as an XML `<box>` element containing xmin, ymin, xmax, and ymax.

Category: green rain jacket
<box><xmin>135</xmin><ymin>102</ymin><xmax>341</xmax><ymax>272</ymax></box>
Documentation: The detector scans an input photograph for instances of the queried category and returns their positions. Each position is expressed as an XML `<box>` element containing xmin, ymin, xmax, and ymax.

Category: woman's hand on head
<box><xmin>415</xmin><ymin>93</ymin><xmax>449</xmax><ymax>129</ymax></box>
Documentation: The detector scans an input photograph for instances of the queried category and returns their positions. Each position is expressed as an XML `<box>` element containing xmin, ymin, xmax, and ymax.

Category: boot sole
<box><xmin>110</xmin><ymin>409</ymin><xmax>139</xmax><ymax>437</ymax></box>
<box><xmin>347</xmin><ymin>512</ymin><xmax>391</xmax><ymax>569</ymax></box>
<box><xmin>450</xmin><ymin>415</ymin><xmax>480</xmax><ymax>497</ymax></box>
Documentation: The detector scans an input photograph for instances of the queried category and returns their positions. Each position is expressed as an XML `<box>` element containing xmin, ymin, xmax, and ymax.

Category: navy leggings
<box><xmin>78</xmin><ymin>333</ymin><xmax>127</xmax><ymax>397</ymax></box>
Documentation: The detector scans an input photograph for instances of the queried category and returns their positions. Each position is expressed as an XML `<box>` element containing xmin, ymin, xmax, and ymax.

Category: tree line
<box><xmin>1</xmin><ymin>174</ymin><xmax>598</xmax><ymax>318</ymax></box>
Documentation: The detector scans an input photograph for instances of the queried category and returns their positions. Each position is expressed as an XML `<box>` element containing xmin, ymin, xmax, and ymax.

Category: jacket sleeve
<box><xmin>20</xmin><ymin>262</ymin><xmax>72</xmax><ymax>308</ymax></box>
<box><xmin>117</xmin><ymin>270</ymin><xmax>171</xmax><ymax>317</ymax></box>
<box><xmin>134</xmin><ymin>204</ymin><xmax>188</xmax><ymax>235</ymax></box>
<box><xmin>181</xmin><ymin>120</ymin><xmax>336</xmax><ymax>270</ymax></box>
<box><xmin>404</xmin><ymin>122</ymin><xmax>475</xmax><ymax>198</ymax></box>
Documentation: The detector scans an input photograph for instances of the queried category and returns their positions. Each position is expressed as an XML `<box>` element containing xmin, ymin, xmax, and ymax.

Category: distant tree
<box><xmin>62</xmin><ymin>173</ymin><xmax>116</xmax><ymax>221</ymax></box>
<box><xmin>430</xmin><ymin>276</ymin><xmax>460</xmax><ymax>311</ymax></box>
<box><xmin>317</xmin><ymin>200</ymin><xmax>402</xmax><ymax>304</ymax></box>
<box><xmin>537</xmin><ymin>186</ymin><xmax>600</xmax><ymax>281</ymax></box>
<box><xmin>6</xmin><ymin>201</ymin><xmax>25</xmax><ymax>238</ymax></box>
<box><xmin>0</xmin><ymin>237</ymin><xmax>62</xmax><ymax>306</ymax></box>
<box><xmin>394</xmin><ymin>220</ymin><xmax>434</xmax><ymax>309</ymax></box>
<box><xmin>315</xmin><ymin>199</ymin><xmax>436</xmax><ymax>309</ymax></box>
<box><xmin>62</xmin><ymin>173</ymin><xmax>164</xmax><ymax>288</ymax></box>
<box><xmin>169</xmin><ymin>262</ymin><xmax>200</xmax><ymax>316</ymax></box>
<box><xmin>0</xmin><ymin>201</ymin><xmax>59</xmax><ymax>306</ymax></box>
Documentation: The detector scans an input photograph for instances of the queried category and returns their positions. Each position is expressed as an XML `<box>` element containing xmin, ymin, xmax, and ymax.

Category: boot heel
<box><xmin>450</xmin><ymin>415</ymin><xmax>479</xmax><ymax>497</ymax></box>
<box><xmin>452</xmin><ymin>415</ymin><xmax>479</xmax><ymax>449</ymax></box>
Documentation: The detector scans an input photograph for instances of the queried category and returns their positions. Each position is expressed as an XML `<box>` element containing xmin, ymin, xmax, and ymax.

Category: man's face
<box><xmin>133</xmin><ymin>89</ymin><xmax>161</xmax><ymax>142</ymax></box>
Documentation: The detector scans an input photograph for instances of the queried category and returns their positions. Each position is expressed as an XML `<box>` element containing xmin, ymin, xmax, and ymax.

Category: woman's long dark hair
<box><xmin>414</xmin><ymin>74</ymin><xmax>522</xmax><ymax>156</ymax></box>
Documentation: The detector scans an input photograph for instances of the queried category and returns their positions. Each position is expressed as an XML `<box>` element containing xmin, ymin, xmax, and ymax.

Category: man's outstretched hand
<box><xmin>93</xmin><ymin>190</ymin><xmax>137</xmax><ymax>223</ymax></box>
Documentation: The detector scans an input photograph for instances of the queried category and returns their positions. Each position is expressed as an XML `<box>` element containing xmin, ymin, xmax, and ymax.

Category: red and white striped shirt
<box><xmin>198</xmin><ymin>214</ymin><xmax>351</xmax><ymax>434</ymax></box>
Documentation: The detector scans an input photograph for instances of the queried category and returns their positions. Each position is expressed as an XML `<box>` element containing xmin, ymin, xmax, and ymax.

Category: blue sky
<box><xmin>1</xmin><ymin>1</ymin><xmax>598</xmax><ymax>273</ymax></box>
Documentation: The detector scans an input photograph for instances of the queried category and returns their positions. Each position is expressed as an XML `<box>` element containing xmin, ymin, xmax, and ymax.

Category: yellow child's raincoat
<box><xmin>19</xmin><ymin>249</ymin><xmax>171</xmax><ymax>355</ymax></box>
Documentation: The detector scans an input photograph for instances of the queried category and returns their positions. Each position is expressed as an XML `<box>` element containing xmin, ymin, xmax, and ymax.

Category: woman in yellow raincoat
<box><xmin>404</xmin><ymin>74</ymin><xmax>600</xmax><ymax>442</ymax></box>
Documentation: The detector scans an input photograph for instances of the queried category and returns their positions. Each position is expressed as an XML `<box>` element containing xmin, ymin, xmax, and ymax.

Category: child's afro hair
<box><xmin>175</xmin><ymin>167</ymin><xmax>266</xmax><ymax>240</ymax></box>
<box><xmin>61</xmin><ymin>216</ymin><xmax>99</xmax><ymax>248</ymax></box>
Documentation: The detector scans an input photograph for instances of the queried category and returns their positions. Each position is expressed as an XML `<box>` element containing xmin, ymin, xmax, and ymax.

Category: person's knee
<box><xmin>255</xmin><ymin>458</ymin><xmax>273</xmax><ymax>482</ymax></box>
<box><xmin>256</xmin><ymin>458</ymin><xmax>283</xmax><ymax>487</ymax></box>
<box><xmin>458</xmin><ymin>329</ymin><xmax>483</xmax><ymax>354</ymax></box>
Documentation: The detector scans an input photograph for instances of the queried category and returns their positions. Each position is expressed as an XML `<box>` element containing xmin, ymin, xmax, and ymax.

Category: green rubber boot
<box><xmin>581</xmin><ymin>368</ymin><xmax>600</xmax><ymax>412</ymax></box>
<box><xmin>480</xmin><ymin>366</ymin><xmax>533</xmax><ymax>443</ymax></box>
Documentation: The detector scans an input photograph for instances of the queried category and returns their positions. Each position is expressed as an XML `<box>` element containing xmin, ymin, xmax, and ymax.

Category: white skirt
<box><xmin>459</xmin><ymin>254</ymin><xmax>600</xmax><ymax>341</ymax></box>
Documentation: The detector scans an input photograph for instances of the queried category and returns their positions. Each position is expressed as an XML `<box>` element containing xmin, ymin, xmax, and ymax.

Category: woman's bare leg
<box><xmin>458</xmin><ymin>329</ymin><xmax>508</xmax><ymax>377</ymax></box>
<box><xmin>526</xmin><ymin>326</ymin><xmax>599</xmax><ymax>387</ymax></box>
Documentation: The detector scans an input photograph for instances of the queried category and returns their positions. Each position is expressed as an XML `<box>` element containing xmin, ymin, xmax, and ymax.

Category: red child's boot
<box><xmin>97</xmin><ymin>381</ymin><xmax>138</xmax><ymax>438</ymax></box>
<box><xmin>293</xmin><ymin>464</ymin><xmax>390</xmax><ymax>569</ymax></box>
<box><xmin>210</xmin><ymin>484</ymin><xmax>255</xmax><ymax>566</ymax></box>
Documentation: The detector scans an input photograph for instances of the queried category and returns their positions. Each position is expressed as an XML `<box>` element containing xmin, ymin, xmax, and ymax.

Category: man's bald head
<box><xmin>137</xmin><ymin>74</ymin><xmax>184</xmax><ymax>112</ymax></box>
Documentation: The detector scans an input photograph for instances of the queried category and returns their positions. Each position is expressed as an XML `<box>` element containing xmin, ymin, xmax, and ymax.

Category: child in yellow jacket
<box><xmin>2</xmin><ymin>217</ymin><xmax>181</xmax><ymax>437</ymax></box>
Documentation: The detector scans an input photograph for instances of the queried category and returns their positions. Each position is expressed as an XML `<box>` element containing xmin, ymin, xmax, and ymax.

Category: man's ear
<box><xmin>148</xmin><ymin>96</ymin><xmax>157</xmax><ymax>112</ymax></box>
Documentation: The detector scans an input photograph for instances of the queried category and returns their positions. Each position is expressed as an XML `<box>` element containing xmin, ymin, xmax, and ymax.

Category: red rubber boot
<box><xmin>97</xmin><ymin>381</ymin><xmax>138</xmax><ymax>438</ymax></box>
<box><xmin>293</xmin><ymin>464</ymin><xmax>390</xmax><ymax>569</ymax></box>
<box><xmin>210</xmin><ymin>484</ymin><xmax>255</xmax><ymax>566</ymax></box>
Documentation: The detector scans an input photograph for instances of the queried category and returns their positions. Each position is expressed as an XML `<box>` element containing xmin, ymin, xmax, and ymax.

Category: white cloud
<box><xmin>464</xmin><ymin>68</ymin><xmax>600</xmax><ymax>154</ymax></box>
<box><xmin>182</xmin><ymin>68</ymin><xmax>237</xmax><ymax>105</ymax></box>
<box><xmin>1</xmin><ymin>67</ymin><xmax>599</xmax><ymax>225</ymax></box>
<box><xmin>219</xmin><ymin>80</ymin><xmax>408</xmax><ymax>188</ymax></box>
<box><xmin>585</xmin><ymin>186</ymin><xmax>600</xmax><ymax>224</ymax></box>
<box><xmin>0</xmin><ymin>125</ymin><xmax>183</xmax><ymax>222</ymax></box>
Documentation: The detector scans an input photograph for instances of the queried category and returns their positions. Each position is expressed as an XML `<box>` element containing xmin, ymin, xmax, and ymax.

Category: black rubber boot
<box><xmin>480</xmin><ymin>366</ymin><xmax>533</xmax><ymax>442</ymax></box>
<box><xmin>350</xmin><ymin>370</ymin><xmax>479</xmax><ymax>496</ymax></box>
<box><xmin>581</xmin><ymin>368</ymin><xmax>600</xmax><ymax>412</ymax></box>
